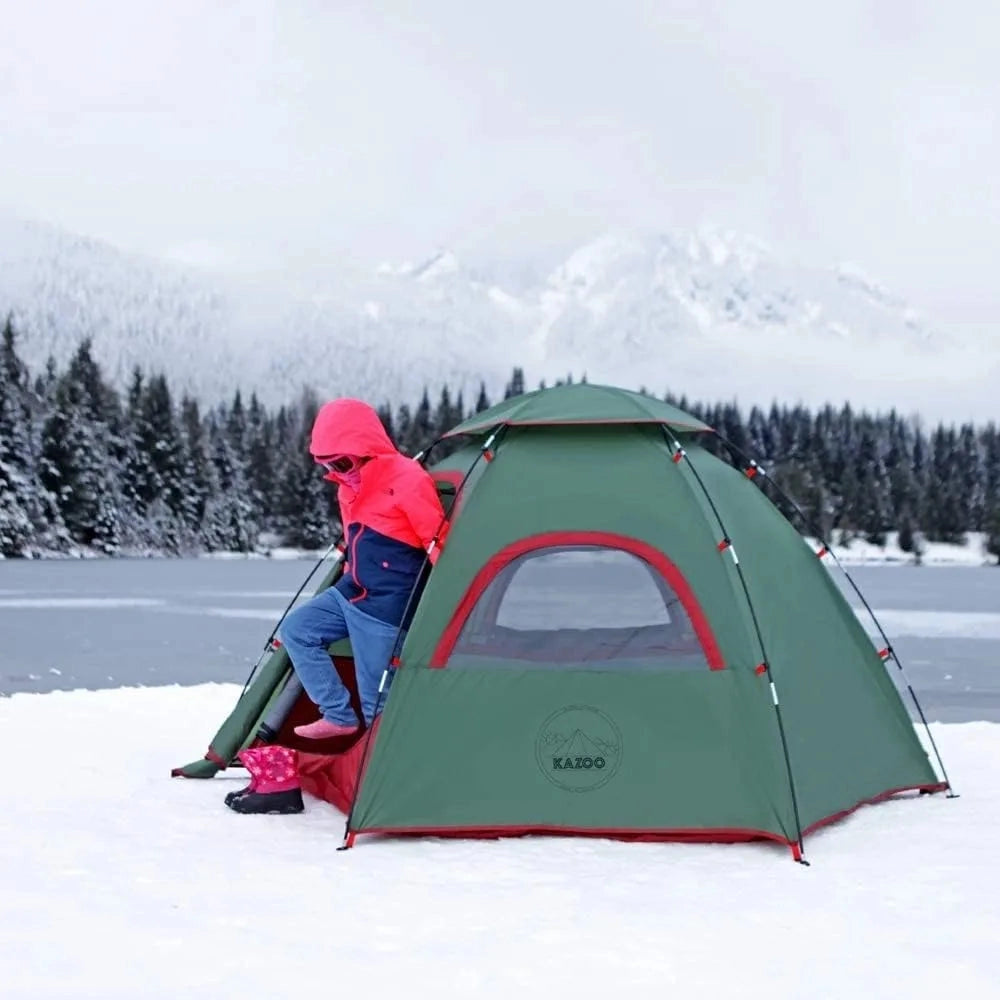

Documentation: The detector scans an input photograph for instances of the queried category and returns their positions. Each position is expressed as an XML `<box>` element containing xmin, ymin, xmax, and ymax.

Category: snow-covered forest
<box><xmin>0</xmin><ymin>317</ymin><xmax>998</xmax><ymax>560</ymax></box>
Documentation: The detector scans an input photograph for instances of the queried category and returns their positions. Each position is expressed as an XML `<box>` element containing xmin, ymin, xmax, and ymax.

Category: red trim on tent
<box><xmin>205</xmin><ymin>747</ymin><xmax>228</xmax><ymax>768</ymax></box>
<box><xmin>430</xmin><ymin>531</ymin><xmax>725</xmax><ymax>669</ymax></box>
<box><xmin>348</xmin><ymin>782</ymin><xmax>948</xmax><ymax>851</ymax></box>
<box><xmin>352</xmin><ymin>822</ymin><xmax>793</xmax><ymax>848</ymax></box>
<box><xmin>801</xmin><ymin>781</ymin><xmax>949</xmax><ymax>838</ymax></box>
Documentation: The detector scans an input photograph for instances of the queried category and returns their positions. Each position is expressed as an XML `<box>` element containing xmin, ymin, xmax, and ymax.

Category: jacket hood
<box><xmin>310</xmin><ymin>398</ymin><xmax>397</xmax><ymax>459</ymax></box>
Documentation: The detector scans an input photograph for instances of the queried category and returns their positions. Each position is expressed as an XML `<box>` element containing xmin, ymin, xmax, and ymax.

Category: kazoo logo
<box><xmin>536</xmin><ymin>706</ymin><xmax>622</xmax><ymax>792</ymax></box>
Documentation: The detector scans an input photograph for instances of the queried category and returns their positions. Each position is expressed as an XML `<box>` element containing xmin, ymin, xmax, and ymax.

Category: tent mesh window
<box><xmin>448</xmin><ymin>545</ymin><xmax>709</xmax><ymax>670</ymax></box>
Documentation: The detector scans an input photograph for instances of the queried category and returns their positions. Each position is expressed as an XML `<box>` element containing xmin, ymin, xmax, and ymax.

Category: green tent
<box><xmin>175</xmin><ymin>383</ymin><xmax>949</xmax><ymax>859</ymax></box>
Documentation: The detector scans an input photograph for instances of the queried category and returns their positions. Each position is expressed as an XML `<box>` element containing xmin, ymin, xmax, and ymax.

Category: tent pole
<box><xmin>661</xmin><ymin>426</ymin><xmax>810</xmax><ymax>865</ymax></box>
<box><xmin>339</xmin><ymin>424</ymin><xmax>509</xmax><ymax>849</ymax></box>
<box><xmin>711</xmin><ymin>432</ymin><xmax>956</xmax><ymax>798</ymax></box>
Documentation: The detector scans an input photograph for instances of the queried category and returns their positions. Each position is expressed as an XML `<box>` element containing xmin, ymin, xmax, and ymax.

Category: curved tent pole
<box><xmin>660</xmin><ymin>426</ymin><xmax>810</xmax><ymax>864</ymax></box>
<box><xmin>339</xmin><ymin>423</ymin><xmax>510</xmax><ymax>849</ymax></box>
<box><xmin>710</xmin><ymin>432</ymin><xmax>955</xmax><ymax>797</ymax></box>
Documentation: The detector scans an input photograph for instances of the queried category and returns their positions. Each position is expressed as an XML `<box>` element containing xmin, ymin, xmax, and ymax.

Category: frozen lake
<box><xmin>0</xmin><ymin>557</ymin><xmax>998</xmax><ymax>721</ymax></box>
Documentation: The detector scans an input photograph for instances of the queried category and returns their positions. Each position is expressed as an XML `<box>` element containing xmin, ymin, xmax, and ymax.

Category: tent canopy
<box><xmin>443</xmin><ymin>383</ymin><xmax>711</xmax><ymax>437</ymax></box>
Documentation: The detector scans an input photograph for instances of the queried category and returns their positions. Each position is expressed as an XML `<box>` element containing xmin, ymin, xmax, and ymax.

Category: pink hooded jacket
<box><xmin>310</xmin><ymin>398</ymin><xmax>447</xmax><ymax>625</ymax></box>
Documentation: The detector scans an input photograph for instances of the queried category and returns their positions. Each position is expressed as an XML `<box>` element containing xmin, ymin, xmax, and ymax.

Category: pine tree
<box><xmin>402</xmin><ymin>389</ymin><xmax>433</xmax><ymax>455</ymax></box>
<box><xmin>0</xmin><ymin>317</ymin><xmax>37</xmax><ymax>554</ymax></box>
<box><xmin>376</xmin><ymin>404</ymin><xmax>396</xmax><ymax>445</ymax></box>
<box><xmin>983</xmin><ymin>424</ymin><xmax>1000</xmax><ymax>563</ymax></box>
<box><xmin>178</xmin><ymin>395</ymin><xmax>213</xmax><ymax>532</ymax></box>
<box><xmin>279</xmin><ymin>393</ymin><xmax>334</xmax><ymax>548</ymax></box>
<box><xmin>394</xmin><ymin>403</ymin><xmax>412</xmax><ymax>454</ymax></box>
<box><xmin>854</xmin><ymin>421</ymin><xmax>892</xmax><ymax>545</ymax></box>
<box><xmin>433</xmin><ymin>385</ymin><xmax>457</xmax><ymax>439</ymax></box>
<box><xmin>885</xmin><ymin>412</ymin><xmax>917</xmax><ymax>531</ymax></box>
<box><xmin>474</xmin><ymin>382</ymin><xmax>490</xmax><ymax>414</ymax></box>
<box><xmin>268</xmin><ymin>404</ymin><xmax>297</xmax><ymax>541</ymax></box>
<box><xmin>717</xmin><ymin>402</ymin><xmax>750</xmax><ymax>458</ymax></box>
<box><xmin>957</xmin><ymin>424</ymin><xmax>985</xmax><ymax>530</ymax></box>
<box><xmin>142</xmin><ymin>374</ymin><xmax>186</xmax><ymax>517</ymax></box>
<box><xmin>245</xmin><ymin>392</ymin><xmax>275</xmax><ymax>523</ymax></box>
<box><xmin>432</xmin><ymin>385</ymin><xmax>463</xmax><ymax>458</ymax></box>
<box><xmin>33</xmin><ymin>355</ymin><xmax>58</xmax><ymax>404</ymax></box>
<box><xmin>124</xmin><ymin>367</ymin><xmax>159</xmax><ymax>512</ymax></box>
<box><xmin>268</xmin><ymin>390</ymin><xmax>333</xmax><ymax>549</ymax></box>
<box><xmin>204</xmin><ymin>413</ymin><xmax>257</xmax><ymax>551</ymax></box>
<box><xmin>226</xmin><ymin>390</ymin><xmax>249</xmax><ymax>476</ymax></box>
<box><xmin>746</xmin><ymin>406</ymin><xmax>775</xmax><ymax>461</ymax></box>
<box><xmin>39</xmin><ymin>374</ymin><xmax>120</xmax><ymax>552</ymax></box>
<box><xmin>503</xmin><ymin>367</ymin><xmax>525</xmax><ymax>400</ymax></box>
<box><xmin>925</xmin><ymin>426</ymin><xmax>965</xmax><ymax>543</ymax></box>
<box><xmin>911</xmin><ymin>427</ymin><xmax>930</xmax><ymax>529</ymax></box>
<box><xmin>67</xmin><ymin>338</ymin><xmax>117</xmax><ymax>423</ymax></box>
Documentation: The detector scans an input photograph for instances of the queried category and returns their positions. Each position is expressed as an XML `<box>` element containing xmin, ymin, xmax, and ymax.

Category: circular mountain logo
<box><xmin>535</xmin><ymin>706</ymin><xmax>622</xmax><ymax>792</ymax></box>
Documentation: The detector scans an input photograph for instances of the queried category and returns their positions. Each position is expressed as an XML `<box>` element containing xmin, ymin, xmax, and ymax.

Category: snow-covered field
<box><xmin>1</xmin><ymin>682</ymin><xmax>997</xmax><ymax>998</ymax></box>
<box><xmin>808</xmin><ymin>531</ymin><xmax>997</xmax><ymax>567</ymax></box>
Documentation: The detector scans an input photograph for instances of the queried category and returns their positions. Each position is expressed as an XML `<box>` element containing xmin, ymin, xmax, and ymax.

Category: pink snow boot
<box><xmin>226</xmin><ymin>746</ymin><xmax>304</xmax><ymax>814</ymax></box>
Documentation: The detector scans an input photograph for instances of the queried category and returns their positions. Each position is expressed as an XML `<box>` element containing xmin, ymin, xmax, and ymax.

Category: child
<box><xmin>279</xmin><ymin>398</ymin><xmax>447</xmax><ymax>738</ymax></box>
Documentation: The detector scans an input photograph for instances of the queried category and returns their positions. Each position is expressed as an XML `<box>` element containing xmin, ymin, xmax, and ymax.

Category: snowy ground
<box><xmin>1</xmin><ymin>683</ymin><xmax>997</xmax><ymax>998</ymax></box>
<box><xmin>807</xmin><ymin>531</ymin><xmax>997</xmax><ymax>567</ymax></box>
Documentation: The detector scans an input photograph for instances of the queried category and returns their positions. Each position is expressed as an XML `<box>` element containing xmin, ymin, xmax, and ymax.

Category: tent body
<box><xmin>175</xmin><ymin>384</ymin><xmax>946</xmax><ymax>856</ymax></box>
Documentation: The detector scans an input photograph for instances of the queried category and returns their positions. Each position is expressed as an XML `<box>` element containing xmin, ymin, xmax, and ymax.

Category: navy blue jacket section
<box><xmin>335</xmin><ymin>523</ymin><xmax>427</xmax><ymax>627</ymax></box>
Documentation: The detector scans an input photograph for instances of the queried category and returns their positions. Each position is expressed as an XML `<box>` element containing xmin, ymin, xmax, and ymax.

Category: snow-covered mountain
<box><xmin>0</xmin><ymin>213</ymin><xmax>990</xmax><ymax>417</ymax></box>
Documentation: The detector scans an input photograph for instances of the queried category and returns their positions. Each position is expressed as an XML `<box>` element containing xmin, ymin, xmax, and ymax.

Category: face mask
<box><xmin>329</xmin><ymin>466</ymin><xmax>362</xmax><ymax>492</ymax></box>
<box><xmin>318</xmin><ymin>455</ymin><xmax>364</xmax><ymax>491</ymax></box>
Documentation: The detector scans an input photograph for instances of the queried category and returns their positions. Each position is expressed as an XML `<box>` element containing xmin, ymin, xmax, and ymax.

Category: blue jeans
<box><xmin>279</xmin><ymin>587</ymin><xmax>401</xmax><ymax>727</ymax></box>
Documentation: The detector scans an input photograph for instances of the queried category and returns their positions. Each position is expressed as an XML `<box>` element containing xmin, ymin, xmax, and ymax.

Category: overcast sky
<box><xmin>2</xmin><ymin>0</ymin><xmax>998</xmax><ymax>338</ymax></box>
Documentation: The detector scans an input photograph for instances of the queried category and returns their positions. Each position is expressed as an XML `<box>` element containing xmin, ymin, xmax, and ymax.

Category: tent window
<box><xmin>448</xmin><ymin>545</ymin><xmax>710</xmax><ymax>670</ymax></box>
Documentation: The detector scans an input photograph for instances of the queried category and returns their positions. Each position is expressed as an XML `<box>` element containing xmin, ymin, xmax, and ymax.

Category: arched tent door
<box><xmin>430</xmin><ymin>531</ymin><xmax>724</xmax><ymax>670</ymax></box>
